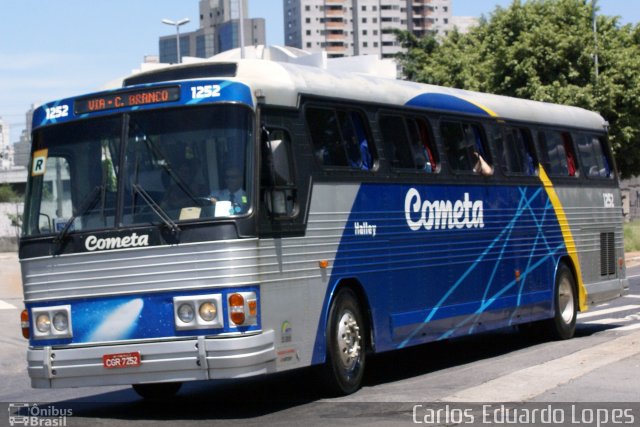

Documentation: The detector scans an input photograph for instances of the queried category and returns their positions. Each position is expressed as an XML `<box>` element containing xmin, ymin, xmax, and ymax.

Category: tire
<box><xmin>544</xmin><ymin>263</ymin><xmax>578</xmax><ymax>340</ymax></box>
<box><xmin>322</xmin><ymin>288</ymin><xmax>367</xmax><ymax>395</ymax></box>
<box><xmin>132</xmin><ymin>382</ymin><xmax>182</xmax><ymax>400</ymax></box>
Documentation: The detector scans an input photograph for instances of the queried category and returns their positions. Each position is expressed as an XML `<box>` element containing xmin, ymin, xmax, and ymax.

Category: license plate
<box><xmin>102</xmin><ymin>351</ymin><xmax>141</xmax><ymax>369</ymax></box>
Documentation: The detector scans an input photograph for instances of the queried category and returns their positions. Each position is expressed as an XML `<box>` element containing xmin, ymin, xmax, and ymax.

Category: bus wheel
<box><xmin>132</xmin><ymin>382</ymin><xmax>182</xmax><ymax>400</ymax></box>
<box><xmin>323</xmin><ymin>288</ymin><xmax>366</xmax><ymax>395</ymax></box>
<box><xmin>545</xmin><ymin>263</ymin><xmax>577</xmax><ymax>340</ymax></box>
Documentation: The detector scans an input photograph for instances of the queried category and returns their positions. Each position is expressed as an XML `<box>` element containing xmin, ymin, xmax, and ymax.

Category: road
<box><xmin>0</xmin><ymin>253</ymin><xmax>639</xmax><ymax>426</ymax></box>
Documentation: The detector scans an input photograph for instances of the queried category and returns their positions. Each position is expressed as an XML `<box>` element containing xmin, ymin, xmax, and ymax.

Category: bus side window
<box><xmin>575</xmin><ymin>133</ymin><xmax>612</xmax><ymax>178</ymax></box>
<box><xmin>441</xmin><ymin>120</ymin><xmax>493</xmax><ymax>175</ymax></box>
<box><xmin>539</xmin><ymin>130</ymin><xmax>579</xmax><ymax>177</ymax></box>
<box><xmin>306</xmin><ymin>107</ymin><xmax>374</xmax><ymax>171</ymax></box>
<box><xmin>379</xmin><ymin>114</ymin><xmax>438</xmax><ymax>173</ymax></box>
<box><xmin>492</xmin><ymin>125</ymin><xmax>537</xmax><ymax>176</ymax></box>
<box><xmin>306</xmin><ymin>107</ymin><xmax>348</xmax><ymax>167</ymax></box>
<box><xmin>379</xmin><ymin>115</ymin><xmax>414</xmax><ymax>169</ymax></box>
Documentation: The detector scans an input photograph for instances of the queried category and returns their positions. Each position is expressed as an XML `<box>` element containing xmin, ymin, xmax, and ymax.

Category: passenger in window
<box><xmin>565</xmin><ymin>144</ymin><xmax>577</xmax><ymax>176</ymax></box>
<box><xmin>346</xmin><ymin>135</ymin><xmax>372</xmax><ymax>170</ymax></box>
<box><xmin>473</xmin><ymin>151</ymin><xmax>494</xmax><ymax>176</ymax></box>
<box><xmin>422</xmin><ymin>144</ymin><xmax>435</xmax><ymax>172</ymax></box>
<box><xmin>210</xmin><ymin>167</ymin><xmax>248</xmax><ymax>214</ymax></box>
<box><xmin>470</xmin><ymin>126</ymin><xmax>492</xmax><ymax>175</ymax></box>
<box><xmin>413</xmin><ymin>147</ymin><xmax>432</xmax><ymax>172</ymax></box>
<box><xmin>525</xmin><ymin>151</ymin><xmax>536</xmax><ymax>175</ymax></box>
<box><xmin>344</xmin><ymin>113</ymin><xmax>372</xmax><ymax>170</ymax></box>
<box><xmin>415</xmin><ymin>120</ymin><xmax>435</xmax><ymax>172</ymax></box>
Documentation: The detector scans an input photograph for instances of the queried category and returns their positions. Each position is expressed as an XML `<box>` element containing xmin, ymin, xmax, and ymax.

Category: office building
<box><xmin>159</xmin><ymin>0</ymin><xmax>266</xmax><ymax>63</ymax></box>
<box><xmin>0</xmin><ymin>118</ymin><xmax>11</xmax><ymax>169</ymax></box>
<box><xmin>284</xmin><ymin>0</ymin><xmax>452</xmax><ymax>58</ymax></box>
<box><xmin>12</xmin><ymin>106</ymin><xmax>35</xmax><ymax>169</ymax></box>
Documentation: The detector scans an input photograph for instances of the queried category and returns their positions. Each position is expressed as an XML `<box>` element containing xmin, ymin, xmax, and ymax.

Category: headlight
<box><xmin>35</xmin><ymin>314</ymin><xmax>51</xmax><ymax>333</ymax></box>
<box><xmin>177</xmin><ymin>303</ymin><xmax>195</xmax><ymax>324</ymax></box>
<box><xmin>52</xmin><ymin>312</ymin><xmax>69</xmax><ymax>332</ymax></box>
<box><xmin>30</xmin><ymin>305</ymin><xmax>73</xmax><ymax>340</ymax></box>
<box><xmin>199</xmin><ymin>302</ymin><xmax>217</xmax><ymax>322</ymax></box>
<box><xmin>173</xmin><ymin>294</ymin><xmax>224</xmax><ymax>330</ymax></box>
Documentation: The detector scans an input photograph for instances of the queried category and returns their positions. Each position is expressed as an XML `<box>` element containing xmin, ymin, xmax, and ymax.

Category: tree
<box><xmin>395</xmin><ymin>0</ymin><xmax>640</xmax><ymax>178</ymax></box>
<box><xmin>0</xmin><ymin>184</ymin><xmax>20</xmax><ymax>203</ymax></box>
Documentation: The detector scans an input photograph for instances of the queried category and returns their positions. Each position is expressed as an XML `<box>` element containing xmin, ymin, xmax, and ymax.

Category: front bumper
<box><xmin>28</xmin><ymin>330</ymin><xmax>276</xmax><ymax>388</ymax></box>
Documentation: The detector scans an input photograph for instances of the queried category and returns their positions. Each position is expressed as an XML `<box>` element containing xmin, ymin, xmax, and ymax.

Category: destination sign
<box><xmin>75</xmin><ymin>86</ymin><xmax>180</xmax><ymax>114</ymax></box>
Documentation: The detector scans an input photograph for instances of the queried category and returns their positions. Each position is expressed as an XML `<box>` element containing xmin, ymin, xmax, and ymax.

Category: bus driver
<box><xmin>209</xmin><ymin>167</ymin><xmax>248</xmax><ymax>214</ymax></box>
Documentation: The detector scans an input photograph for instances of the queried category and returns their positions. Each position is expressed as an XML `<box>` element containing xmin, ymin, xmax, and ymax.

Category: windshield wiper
<box><xmin>55</xmin><ymin>185</ymin><xmax>103</xmax><ymax>244</ymax></box>
<box><xmin>143</xmin><ymin>141</ymin><xmax>201</xmax><ymax>206</ymax></box>
<box><xmin>131</xmin><ymin>124</ymin><xmax>201</xmax><ymax>206</ymax></box>
<box><xmin>132</xmin><ymin>184</ymin><xmax>180</xmax><ymax>234</ymax></box>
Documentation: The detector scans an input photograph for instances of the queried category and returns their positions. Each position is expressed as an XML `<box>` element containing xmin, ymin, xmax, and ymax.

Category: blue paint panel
<box><xmin>27</xmin><ymin>286</ymin><xmax>260</xmax><ymax>347</ymax></box>
<box><xmin>406</xmin><ymin>93</ymin><xmax>490</xmax><ymax>116</ymax></box>
<box><xmin>32</xmin><ymin>80</ymin><xmax>253</xmax><ymax>129</ymax></box>
<box><xmin>312</xmin><ymin>183</ymin><xmax>565</xmax><ymax>364</ymax></box>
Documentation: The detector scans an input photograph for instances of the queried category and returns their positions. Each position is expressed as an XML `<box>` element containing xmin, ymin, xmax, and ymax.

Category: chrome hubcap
<box><xmin>558</xmin><ymin>277</ymin><xmax>575</xmax><ymax>324</ymax></box>
<box><xmin>337</xmin><ymin>310</ymin><xmax>361</xmax><ymax>369</ymax></box>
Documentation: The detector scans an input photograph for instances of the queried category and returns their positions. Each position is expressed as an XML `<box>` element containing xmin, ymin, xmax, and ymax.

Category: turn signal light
<box><xmin>248</xmin><ymin>299</ymin><xmax>257</xmax><ymax>317</ymax></box>
<box><xmin>227</xmin><ymin>292</ymin><xmax>258</xmax><ymax>326</ymax></box>
<box><xmin>21</xmin><ymin>310</ymin><xmax>30</xmax><ymax>339</ymax></box>
<box><xmin>229</xmin><ymin>293</ymin><xmax>246</xmax><ymax>325</ymax></box>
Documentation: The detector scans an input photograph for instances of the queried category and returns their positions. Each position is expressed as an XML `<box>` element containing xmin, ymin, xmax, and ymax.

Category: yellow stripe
<box><xmin>463</xmin><ymin>98</ymin><xmax>500</xmax><ymax>118</ymax></box>
<box><xmin>538</xmin><ymin>166</ymin><xmax>588</xmax><ymax>311</ymax></box>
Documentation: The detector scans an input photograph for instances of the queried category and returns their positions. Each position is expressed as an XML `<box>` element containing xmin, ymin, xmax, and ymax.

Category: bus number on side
<box><xmin>603</xmin><ymin>193</ymin><xmax>615</xmax><ymax>208</ymax></box>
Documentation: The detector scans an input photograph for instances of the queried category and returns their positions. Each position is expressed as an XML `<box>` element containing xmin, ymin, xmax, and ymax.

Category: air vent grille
<box><xmin>600</xmin><ymin>232</ymin><xmax>615</xmax><ymax>276</ymax></box>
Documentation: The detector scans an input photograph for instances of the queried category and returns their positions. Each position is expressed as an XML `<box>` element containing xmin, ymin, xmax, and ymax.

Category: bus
<box><xmin>19</xmin><ymin>47</ymin><xmax>628</xmax><ymax>398</ymax></box>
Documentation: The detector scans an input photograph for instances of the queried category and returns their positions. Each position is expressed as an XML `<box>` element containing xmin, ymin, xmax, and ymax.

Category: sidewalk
<box><xmin>0</xmin><ymin>252</ymin><xmax>21</xmax><ymax>299</ymax></box>
<box><xmin>626</xmin><ymin>251</ymin><xmax>640</xmax><ymax>268</ymax></box>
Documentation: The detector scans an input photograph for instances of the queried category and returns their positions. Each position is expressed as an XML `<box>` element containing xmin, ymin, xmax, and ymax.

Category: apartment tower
<box><xmin>284</xmin><ymin>0</ymin><xmax>452</xmax><ymax>58</ymax></box>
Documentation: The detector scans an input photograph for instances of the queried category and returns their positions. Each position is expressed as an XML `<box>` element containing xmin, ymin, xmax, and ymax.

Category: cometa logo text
<box><xmin>85</xmin><ymin>233</ymin><xmax>150</xmax><ymax>251</ymax></box>
<box><xmin>405</xmin><ymin>188</ymin><xmax>484</xmax><ymax>231</ymax></box>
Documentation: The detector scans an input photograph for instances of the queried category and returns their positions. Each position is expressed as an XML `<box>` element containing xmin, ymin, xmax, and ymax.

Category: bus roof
<box><xmin>112</xmin><ymin>45</ymin><xmax>607</xmax><ymax>132</ymax></box>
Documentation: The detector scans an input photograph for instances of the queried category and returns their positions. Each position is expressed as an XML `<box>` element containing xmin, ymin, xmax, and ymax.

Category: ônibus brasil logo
<box><xmin>404</xmin><ymin>188</ymin><xmax>484</xmax><ymax>231</ymax></box>
<box><xmin>84</xmin><ymin>232</ymin><xmax>150</xmax><ymax>252</ymax></box>
<box><xmin>8</xmin><ymin>403</ymin><xmax>72</xmax><ymax>426</ymax></box>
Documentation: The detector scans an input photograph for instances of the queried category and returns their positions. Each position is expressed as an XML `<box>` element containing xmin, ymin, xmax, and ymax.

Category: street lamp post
<box><xmin>591</xmin><ymin>0</ymin><xmax>599</xmax><ymax>82</ymax></box>
<box><xmin>162</xmin><ymin>18</ymin><xmax>190</xmax><ymax>64</ymax></box>
<box><xmin>238</xmin><ymin>0</ymin><xmax>246</xmax><ymax>59</ymax></box>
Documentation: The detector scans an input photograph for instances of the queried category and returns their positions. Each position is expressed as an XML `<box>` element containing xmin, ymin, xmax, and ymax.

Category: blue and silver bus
<box><xmin>19</xmin><ymin>47</ymin><xmax>628</xmax><ymax>397</ymax></box>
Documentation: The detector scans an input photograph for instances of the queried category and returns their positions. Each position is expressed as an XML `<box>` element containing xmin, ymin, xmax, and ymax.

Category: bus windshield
<box><xmin>23</xmin><ymin>105</ymin><xmax>253</xmax><ymax>237</ymax></box>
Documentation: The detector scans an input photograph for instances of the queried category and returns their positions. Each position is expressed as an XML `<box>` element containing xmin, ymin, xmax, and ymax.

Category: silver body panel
<box><xmin>555</xmin><ymin>185</ymin><xmax>628</xmax><ymax>305</ymax></box>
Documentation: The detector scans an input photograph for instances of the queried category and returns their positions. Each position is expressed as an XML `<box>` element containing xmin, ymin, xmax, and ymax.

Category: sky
<box><xmin>1</xmin><ymin>0</ymin><xmax>639</xmax><ymax>144</ymax></box>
